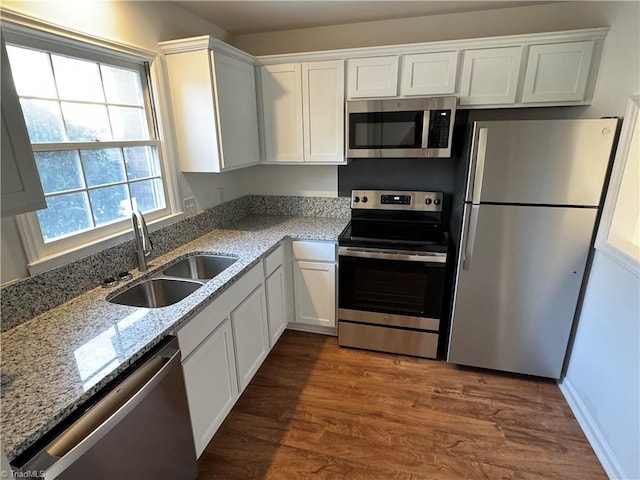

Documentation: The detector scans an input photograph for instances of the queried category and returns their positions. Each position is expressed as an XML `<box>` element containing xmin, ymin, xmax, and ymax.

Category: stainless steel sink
<box><xmin>162</xmin><ymin>255</ymin><xmax>237</xmax><ymax>280</ymax></box>
<box><xmin>109</xmin><ymin>278</ymin><xmax>203</xmax><ymax>308</ymax></box>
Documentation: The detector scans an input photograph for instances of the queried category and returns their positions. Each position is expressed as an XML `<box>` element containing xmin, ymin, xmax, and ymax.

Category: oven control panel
<box><xmin>351</xmin><ymin>190</ymin><xmax>443</xmax><ymax>211</ymax></box>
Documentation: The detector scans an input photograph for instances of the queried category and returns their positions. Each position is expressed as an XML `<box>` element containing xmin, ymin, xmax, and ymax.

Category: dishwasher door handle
<box><xmin>43</xmin><ymin>341</ymin><xmax>181</xmax><ymax>479</ymax></box>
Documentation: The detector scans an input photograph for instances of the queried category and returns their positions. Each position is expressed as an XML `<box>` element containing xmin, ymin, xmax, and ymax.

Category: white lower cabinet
<box><xmin>291</xmin><ymin>240</ymin><xmax>337</xmax><ymax>329</ymax></box>
<box><xmin>180</xmin><ymin>318</ymin><xmax>237</xmax><ymax>457</ymax></box>
<box><xmin>230</xmin><ymin>284</ymin><xmax>269</xmax><ymax>392</ymax></box>
<box><xmin>177</xmin><ymin>240</ymin><xmax>336</xmax><ymax>457</ymax></box>
<box><xmin>265</xmin><ymin>265</ymin><xmax>288</xmax><ymax>347</ymax></box>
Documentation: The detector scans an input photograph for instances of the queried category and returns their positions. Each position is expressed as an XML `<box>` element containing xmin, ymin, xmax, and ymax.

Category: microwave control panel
<box><xmin>427</xmin><ymin>110</ymin><xmax>452</xmax><ymax>149</ymax></box>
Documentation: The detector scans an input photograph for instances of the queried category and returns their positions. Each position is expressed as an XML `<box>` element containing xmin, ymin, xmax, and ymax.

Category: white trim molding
<box><xmin>559</xmin><ymin>378</ymin><xmax>628</xmax><ymax>480</ymax></box>
<box><xmin>596</xmin><ymin>96</ymin><xmax>640</xmax><ymax>276</ymax></box>
<box><xmin>0</xmin><ymin>8</ymin><xmax>157</xmax><ymax>61</ymax></box>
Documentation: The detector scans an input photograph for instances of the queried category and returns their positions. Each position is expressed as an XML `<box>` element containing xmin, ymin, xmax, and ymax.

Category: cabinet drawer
<box><xmin>292</xmin><ymin>240</ymin><xmax>336</xmax><ymax>262</ymax></box>
<box><xmin>178</xmin><ymin>297</ymin><xmax>227</xmax><ymax>360</ymax></box>
<box><xmin>264</xmin><ymin>244</ymin><xmax>284</xmax><ymax>277</ymax></box>
<box><xmin>178</xmin><ymin>263</ymin><xmax>263</xmax><ymax>359</ymax></box>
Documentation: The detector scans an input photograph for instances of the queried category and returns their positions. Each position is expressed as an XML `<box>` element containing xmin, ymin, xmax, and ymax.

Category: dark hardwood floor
<box><xmin>197</xmin><ymin>331</ymin><xmax>605</xmax><ymax>479</ymax></box>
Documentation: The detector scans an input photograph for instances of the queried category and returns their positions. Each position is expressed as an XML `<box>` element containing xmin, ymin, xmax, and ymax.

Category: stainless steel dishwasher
<box><xmin>14</xmin><ymin>337</ymin><xmax>197</xmax><ymax>479</ymax></box>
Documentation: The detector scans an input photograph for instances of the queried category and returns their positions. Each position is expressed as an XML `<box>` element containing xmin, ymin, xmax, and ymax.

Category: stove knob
<box><xmin>434</xmin><ymin>198</ymin><xmax>441</xmax><ymax>206</ymax></box>
<box><xmin>425</xmin><ymin>198</ymin><xmax>432</xmax><ymax>205</ymax></box>
<box><xmin>362</xmin><ymin>196</ymin><xmax>368</xmax><ymax>203</ymax></box>
<box><xmin>353</xmin><ymin>196</ymin><xmax>360</xmax><ymax>203</ymax></box>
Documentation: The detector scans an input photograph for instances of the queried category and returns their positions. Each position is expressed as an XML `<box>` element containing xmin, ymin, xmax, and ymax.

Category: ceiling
<box><xmin>171</xmin><ymin>1</ymin><xmax>557</xmax><ymax>35</ymax></box>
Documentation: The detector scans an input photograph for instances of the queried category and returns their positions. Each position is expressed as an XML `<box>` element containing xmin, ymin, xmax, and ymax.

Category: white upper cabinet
<box><xmin>260</xmin><ymin>63</ymin><xmax>304</xmax><ymax>163</ymax></box>
<box><xmin>302</xmin><ymin>61</ymin><xmax>345</xmax><ymax>162</ymax></box>
<box><xmin>400</xmin><ymin>51</ymin><xmax>459</xmax><ymax>96</ymax></box>
<box><xmin>1</xmin><ymin>35</ymin><xmax>45</xmax><ymax>217</ymax></box>
<box><xmin>260</xmin><ymin>60</ymin><xmax>345</xmax><ymax>164</ymax></box>
<box><xmin>160</xmin><ymin>36</ymin><xmax>260</xmax><ymax>173</ymax></box>
<box><xmin>347</xmin><ymin>56</ymin><xmax>399</xmax><ymax>98</ymax></box>
<box><xmin>521</xmin><ymin>41</ymin><xmax>595</xmax><ymax>103</ymax></box>
<box><xmin>459</xmin><ymin>46</ymin><xmax>523</xmax><ymax>106</ymax></box>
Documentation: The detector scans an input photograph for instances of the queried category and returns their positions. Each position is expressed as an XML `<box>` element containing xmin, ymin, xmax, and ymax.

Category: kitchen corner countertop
<box><xmin>0</xmin><ymin>214</ymin><xmax>348</xmax><ymax>462</ymax></box>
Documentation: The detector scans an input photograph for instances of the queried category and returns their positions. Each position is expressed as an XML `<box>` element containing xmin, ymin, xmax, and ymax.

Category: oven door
<box><xmin>338</xmin><ymin>247</ymin><xmax>445</xmax><ymax>329</ymax></box>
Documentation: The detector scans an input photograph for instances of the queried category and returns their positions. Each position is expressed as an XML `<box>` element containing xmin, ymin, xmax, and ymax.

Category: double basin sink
<box><xmin>108</xmin><ymin>254</ymin><xmax>237</xmax><ymax>308</ymax></box>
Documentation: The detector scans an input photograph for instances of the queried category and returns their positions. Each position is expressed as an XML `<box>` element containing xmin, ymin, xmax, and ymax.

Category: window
<box><xmin>2</xmin><ymin>25</ymin><xmax>178</xmax><ymax>272</ymax></box>
<box><xmin>596</xmin><ymin>96</ymin><xmax>640</xmax><ymax>276</ymax></box>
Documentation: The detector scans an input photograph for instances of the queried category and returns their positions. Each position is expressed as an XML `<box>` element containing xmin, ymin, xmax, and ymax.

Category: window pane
<box><xmin>109</xmin><ymin>106</ymin><xmax>148</xmax><ymax>140</ymax></box>
<box><xmin>38</xmin><ymin>192</ymin><xmax>93</xmax><ymax>241</ymax></box>
<box><xmin>89</xmin><ymin>185</ymin><xmax>130</xmax><ymax>226</ymax></box>
<box><xmin>130</xmin><ymin>179</ymin><xmax>165</xmax><ymax>213</ymax></box>
<box><xmin>20</xmin><ymin>99</ymin><xmax>66</xmax><ymax>143</ymax></box>
<box><xmin>6</xmin><ymin>46</ymin><xmax>57</xmax><ymax>98</ymax></box>
<box><xmin>124</xmin><ymin>147</ymin><xmax>159</xmax><ymax>179</ymax></box>
<box><xmin>51</xmin><ymin>55</ymin><xmax>104</xmax><ymax>102</ymax></box>
<box><xmin>101</xmin><ymin>65</ymin><xmax>143</xmax><ymax>106</ymax></box>
<box><xmin>81</xmin><ymin>148</ymin><xmax>126</xmax><ymax>186</ymax></box>
<box><xmin>34</xmin><ymin>151</ymin><xmax>84</xmax><ymax>194</ymax></box>
<box><xmin>62</xmin><ymin>102</ymin><xmax>112</xmax><ymax>141</ymax></box>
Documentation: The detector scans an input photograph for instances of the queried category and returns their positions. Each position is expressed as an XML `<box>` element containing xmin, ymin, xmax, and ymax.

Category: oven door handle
<box><xmin>338</xmin><ymin>247</ymin><xmax>446</xmax><ymax>264</ymax></box>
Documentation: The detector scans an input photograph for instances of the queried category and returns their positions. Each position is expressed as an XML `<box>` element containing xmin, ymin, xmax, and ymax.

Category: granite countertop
<box><xmin>1</xmin><ymin>214</ymin><xmax>348</xmax><ymax>462</ymax></box>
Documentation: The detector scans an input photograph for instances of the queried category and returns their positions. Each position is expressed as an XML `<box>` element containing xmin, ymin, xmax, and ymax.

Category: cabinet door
<box><xmin>266</xmin><ymin>265</ymin><xmax>288</xmax><ymax>347</ymax></box>
<box><xmin>1</xmin><ymin>36</ymin><xmax>45</xmax><ymax>217</ymax></box>
<box><xmin>521</xmin><ymin>41</ymin><xmax>594</xmax><ymax>103</ymax></box>
<box><xmin>302</xmin><ymin>60</ymin><xmax>345</xmax><ymax>163</ymax></box>
<box><xmin>165</xmin><ymin>49</ymin><xmax>221</xmax><ymax>172</ymax></box>
<box><xmin>231</xmin><ymin>284</ymin><xmax>270</xmax><ymax>392</ymax></box>
<box><xmin>181</xmin><ymin>319</ymin><xmax>238</xmax><ymax>457</ymax></box>
<box><xmin>459</xmin><ymin>47</ymin><xmax>523</xmax><ymax>105</ymax></box>
<box><xmin>260</xmin><ymin>64</ymin><xmax>304</xmax><ymax>163</ymax></box>
<box><xmin>293</xmin><ymin>260</ymin><xmax>336</xmax><ymax>328</ymax></box>
<box><xmin>212</xmin><ymin>52</ymin><xmax>261</xmax><ymax>170</ymax></box>
<box><xmin>347</xmin><ymin>56</ymin><xmax>399</xmax><ymax>98</ymax></box>
<box><xmin>400</xmin><ymin>51</ymin><xmax>459</xmax><ymax>96</ymax></box>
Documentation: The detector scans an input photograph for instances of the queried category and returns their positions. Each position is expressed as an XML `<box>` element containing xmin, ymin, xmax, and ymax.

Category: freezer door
<box><xmin>448</xmin><ymin>203</ymin><xmax>597</xmax><ymax>378</ymax></box>
<box><xmin>465</xmin><ymin>119</ymin><xmax>617</xmax><ymax>206</ymax></box>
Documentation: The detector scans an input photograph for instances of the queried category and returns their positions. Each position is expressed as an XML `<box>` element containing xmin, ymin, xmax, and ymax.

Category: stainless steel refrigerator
<box><xmin>447</xmin><ymin>119</ymin><xmax>618</xmax><ymax>379</ymax></box>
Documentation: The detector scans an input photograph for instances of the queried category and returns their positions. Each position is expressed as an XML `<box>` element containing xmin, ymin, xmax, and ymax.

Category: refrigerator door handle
<box><xmin>462</xmin><ymin>205</ymin><xmax>480</xmax><ymax>270</ymax></box>
<box><xmin>470</xmin><ymin>127</ymin><xmax>488</xmax><ymax>204</ymax></box>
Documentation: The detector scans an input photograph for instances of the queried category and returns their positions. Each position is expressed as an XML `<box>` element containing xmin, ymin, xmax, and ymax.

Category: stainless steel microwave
<box><xmin>346</xmin><ymin>96</ymin><xmax>457</xmax><ymax>158</ymax></box>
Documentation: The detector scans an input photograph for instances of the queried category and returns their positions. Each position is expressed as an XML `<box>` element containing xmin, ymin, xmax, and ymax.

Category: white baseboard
<box><xmin>286</xmin><ymin>323</ymin><xmax>337</xmax><ymax>336</ymax></box>
<box><xmin>559</xmin><ymin>377</ymin><xmax>628</xmax><ymax>479</ymax></box>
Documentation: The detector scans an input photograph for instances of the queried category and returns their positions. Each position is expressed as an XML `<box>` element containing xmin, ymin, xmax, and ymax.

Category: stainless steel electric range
<box><xmin>337</xmin><ymin>190</ymin><xmax>448</xmax><ymax>359</ymax></box>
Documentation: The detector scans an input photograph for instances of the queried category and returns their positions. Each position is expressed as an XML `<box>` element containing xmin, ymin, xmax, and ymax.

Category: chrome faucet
<box><xmin>131</xmin><ymin>209</ymin><xmax>152</xmax><ymax>272</ymax></box>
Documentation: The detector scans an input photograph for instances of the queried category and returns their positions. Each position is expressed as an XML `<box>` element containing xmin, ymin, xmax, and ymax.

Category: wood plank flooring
<box><xmin>197</xmin><ymin>331</ymin><xmax>605</xmax><ymax>479</ymax></box>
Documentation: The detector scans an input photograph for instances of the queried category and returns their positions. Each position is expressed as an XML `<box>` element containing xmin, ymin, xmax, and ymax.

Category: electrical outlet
<box><xmin>184</xmin><ymin>197</ymin><xmax>197</xmax><ymax>218</ymax></box>
<box><xmin>217</xmin><ymin>187</ymin><xmax>225</xmax><ymax>204</ymax></box>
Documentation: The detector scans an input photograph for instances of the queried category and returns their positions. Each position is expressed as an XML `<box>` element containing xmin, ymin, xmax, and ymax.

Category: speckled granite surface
<box><xmin>1</xmin><ymin>195</ymin><xmax>348</xmax><ymax>332</ymax></box>
<box><xmin>0</xmin><ymin>196</ymin><xmax>251</xmax><ymax>332</ymax></box>
<box><xmin>249</xmin><ymin>195</ymin><xmax>350</xmax><ymax>218</ymax></box>
<box><xmin>0</xmin><ymin>214</ymin><xmax>348</xmax><ymax>462</ymax></box>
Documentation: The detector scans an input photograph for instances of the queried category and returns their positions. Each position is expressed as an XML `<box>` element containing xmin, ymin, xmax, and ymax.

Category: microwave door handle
<box><xmin>421</xmin><ymin>111</ymin><xmax>430</xmax><ymax>148</ymax></box>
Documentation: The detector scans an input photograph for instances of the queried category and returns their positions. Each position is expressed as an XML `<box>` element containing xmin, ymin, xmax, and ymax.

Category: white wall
<box><xmin>233</xmin><ymin>2</ymin><xmax>608</xmax><ymax>55</ymax></box>
<box><xmin>562</xmin><ymin>253</ymin><xmax>639</xmax><ymax>479</ymax></box>
<box><xmin>245</xmin><ymin>165</ymin><xmax>338</xmax><ymax>197</ymax></box>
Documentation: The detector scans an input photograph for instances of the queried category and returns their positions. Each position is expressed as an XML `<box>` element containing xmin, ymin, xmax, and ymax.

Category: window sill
<box><xmin>27</xmin><ymin>212</ymin><xmax>185</xmax><ymax>276</ymax></box>
<box><xmin>596</xmin><ymin>238</ymin><xmax>640</xmax><ymax>278</ymax></box>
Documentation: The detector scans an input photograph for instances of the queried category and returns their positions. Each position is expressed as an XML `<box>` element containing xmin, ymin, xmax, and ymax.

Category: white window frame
<box><xmin>596</xmin><ymin>95</ymin><xmax>640</xmax><ymax>276</ymax></box>
<box><xmin>1</xmin><ymin>13</ymin><xmax>183</xmax><ymax>275</ymax></box>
